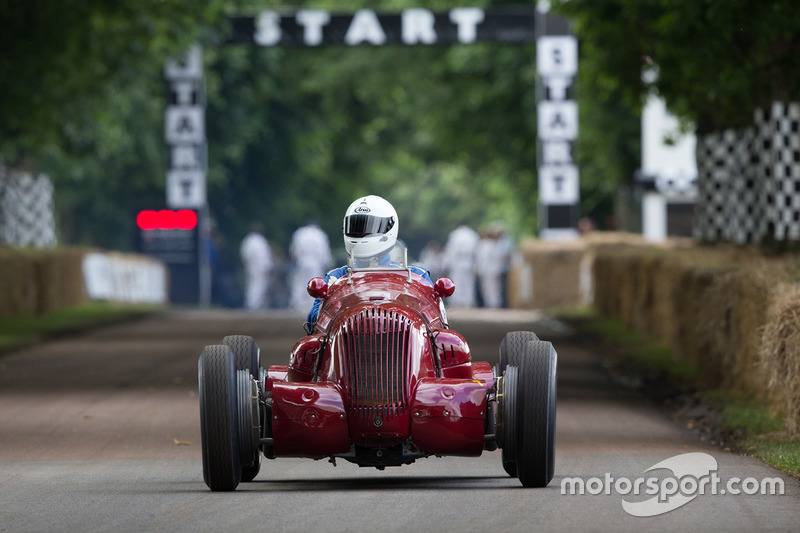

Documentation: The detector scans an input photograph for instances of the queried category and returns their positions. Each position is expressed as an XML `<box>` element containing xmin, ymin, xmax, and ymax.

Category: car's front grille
<box><xmin>341</xmin><ymin>308</ymin><xmax>411</xmax><ymax>419</ymax></box>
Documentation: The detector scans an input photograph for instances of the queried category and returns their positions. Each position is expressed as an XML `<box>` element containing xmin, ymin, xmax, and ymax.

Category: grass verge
<box><xmin>560</xmin><ymin>307</ymin><xmax>800</xmax><ymax>478</ymax></box>
<box><xmin>0</xmin><ymin>302</ymin><xmax>165</xmax><ymax>355</ymax></box>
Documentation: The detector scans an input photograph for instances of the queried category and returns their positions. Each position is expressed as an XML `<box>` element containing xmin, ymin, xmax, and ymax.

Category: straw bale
<box><xmin>0</xmin><ymin>247</ymin><xmax>39</xmax><ymax>316</ymax></box>
<box><xmin>517</xmin><ymin>238</ymin><xmax>588</xmax><ymax>310</ymax></box>
<box><xmin>589</xmin><ymin>238</ymin><xmax>800</xmax><ymax>432</ymax></box>
<box><xmin>0</xmin><ymin>247</ymin><xmax>89</xmax><ymax>317</ymax></box>
<box><xmin>673</xmin><ymin>265</ymin><xmax>721</xmax><ymax>384</ymax></box>
<box><xmin>735</xmin><ymin>264</ymin><xmax>781</xmax><ymax>401</ymax></box>
<box><xmin>696</xmin><ymin>269</ymin><xmax>742</xmax><ymax>387</ymax></box>
<box><xmin>644</xmin><ymin>254</ymin><xmax>681</xmax><ymax>346</ymax></box>
<box><xmin>32</xmin><ymin>251</ymin><xmax>60</xmax><ymax>314</ymax></box>
<box><xmin>53</xmin><ymin>248</ymin><xmax>88</xmax><ymax>309</ymax></box>
<box><xmin>759</xmin><ymin>282</ymin><xmax>800</xmax><ymax>436</ymax></box>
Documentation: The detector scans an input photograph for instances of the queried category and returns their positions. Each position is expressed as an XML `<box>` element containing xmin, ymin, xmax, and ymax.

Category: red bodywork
<box><xmin>265</xmin><ymin>270</ymin><xmax>494</xmax><ymax>465</ymax></box>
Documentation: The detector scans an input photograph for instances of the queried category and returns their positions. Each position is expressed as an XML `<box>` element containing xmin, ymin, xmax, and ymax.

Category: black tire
<box><xmin>516</xmin><ymin>340</ymin><xmax>557</xmax><ymax>488</ymax></box>
<box><xmin>499</xmin><ymin>331</ymin><xmax>539</xmax><ymax>374</ymax></box>
<box><xmin>222</xmin><ymin>335</ymin><xmax>263</xmax><ymax>482</ymax></box>
<box><xmin>221</xmin><ymin>335</ymin><xmax>260</xmax><ymax>377</ymax></box>
<box><xmin>198</xmin><ymin>345</ymin><xmax>241</xmax><ymax>491</ymax></box>
<box><xmin>498</xmin><ymin>332</ymin><xmax>537</xmax><ymax>477</ymax></box>
<box><xmin>498</xmin><ymin>365</ymin><xmax>519</xmax><ymax>477</ymax></box>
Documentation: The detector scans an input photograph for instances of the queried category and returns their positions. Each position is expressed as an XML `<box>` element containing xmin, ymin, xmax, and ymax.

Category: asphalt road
<box><xmin>0</xmin><ymin>308</ymin><xmax>798</xmax><ymax>532</ymax></box>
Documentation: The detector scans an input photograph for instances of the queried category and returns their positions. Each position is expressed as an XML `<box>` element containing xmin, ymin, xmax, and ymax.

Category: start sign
<box><xmin>164</xmin><ymin>45</ymin><xmax>207</xmax><ymax>209</ymax></box>
<box><xmin>229</xmin><ymin>7</ymin><xmax>538</xmax><ymax>47</ymax></box>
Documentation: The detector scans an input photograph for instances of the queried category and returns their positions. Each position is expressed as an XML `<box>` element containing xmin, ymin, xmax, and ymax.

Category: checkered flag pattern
<box><xmin>694</xmin><ymin>130</ymin><xmax>739</xmax><ymax>242</ymax></box>
<box><xmin>768</xmin><ymin>102</ymin><xmax>800</xmax><ymax>241</ymax></box>
<box><xmin>754</xmin><ymin>108</ymin><xmax>773</xmax><ymax>241</ymax></box>
<box><xmin>728</xmin><ymin>127</ymin><xmax>762</xmax><ymax>244</ymax></box>
<box><xmin>694</xmin><ymin>102</ymin><xmax>800</xmax><ymax>244</ymax></box>
<box><xmin>0</xmin><ymin>166</ymin><xmax>57</xmax><ymax>248</ymax></box>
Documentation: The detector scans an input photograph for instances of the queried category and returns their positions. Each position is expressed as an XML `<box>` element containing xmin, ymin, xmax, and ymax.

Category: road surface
<box><xmin>0</xmin><ymin>308</ymin><xmax>797</xmax><ymax>532</ymax></box>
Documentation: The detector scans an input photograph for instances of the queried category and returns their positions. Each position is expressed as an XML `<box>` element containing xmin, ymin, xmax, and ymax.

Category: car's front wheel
<box><xmin>498</xmin><ymin>331</ymin><xmax>539</xmax><ymax>477</ymax></box>
<box><xmin>515</xmin><ymin>340</ymin><xmax>557</xmax><ymax>488</ymax></box>
<box><xmin>198</xmin><ymin>345</ymin><xmax>242</xmax><ymax>491</ymax></box>
<box><xmin>221</xmin><ymin>335</ymin><xmax>262</xmax><ymax>481</ymax></box>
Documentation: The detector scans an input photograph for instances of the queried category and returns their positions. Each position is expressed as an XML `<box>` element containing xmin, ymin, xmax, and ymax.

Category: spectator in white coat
<box><xmin>240</xmin><ymin>221</ymin><xmax>273</xmax><ymax>310</ymax></box>
<box><xmin>475</xmin><ymin>228</ymin><xmax>499</xmax><ymax>308</ymax></box>
<box><xmin>289</xmin><ymin>218</ymin><xmax>332</xmax><ymax>311</ymax></box>
<box><xmin>442</xmin><ymin>221</ymin><xmax>480</xmax><ymax>307</ymax></box>
<box><xmin>492</xmin><ymin>222</ymin><xmax>514</xmax><ymax>308</ymax></box>
<box><xmin>418</xmin><ymin>240</ymin><xmax>444</xmax><ymax>279</ymax></box>
<box><xmin>477</xmin><ymin>223</ymin><xmax>511</xmax><ymax>309</ymax></box>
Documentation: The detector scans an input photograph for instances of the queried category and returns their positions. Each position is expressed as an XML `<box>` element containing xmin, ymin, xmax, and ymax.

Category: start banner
<box><xmin>229</xmin><ymin>7</ymin><xmax>540</xmax><ymax>47</ymax></box>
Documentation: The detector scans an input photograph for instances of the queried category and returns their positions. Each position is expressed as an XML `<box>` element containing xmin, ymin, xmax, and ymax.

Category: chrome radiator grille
<box><xmin>341</xmin><ymin>308</ymin><xmax>411</xmax><ymax>418</ymax></box>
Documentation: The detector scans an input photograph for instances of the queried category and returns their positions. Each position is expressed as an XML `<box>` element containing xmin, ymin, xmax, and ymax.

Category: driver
<box><xmin>304</xmin><ymin>195</ymin><xmax>432</xmax><ymax>333</ymax></box>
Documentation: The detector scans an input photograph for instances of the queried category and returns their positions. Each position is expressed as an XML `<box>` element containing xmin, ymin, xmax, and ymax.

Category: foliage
<box><xmin>0</xmin><ymin>0</ymin><xmax>228</xmax><ymax>245</ymax></box>
<box><xmin>1</xmin><ymin>0</ymin><xmax>641</xmax><ymax>255</ymax></box>
<box><xmin>554</xmin><ymin>0</ymin><xmax>800</xmax><ymax>133</ymax></box>
<box><xmin>201</xmin><ymin>0</ymin><xmax>544</xmax><ymax>256</ymax></box>
<box><xmin>0</xmin><ymin>0</ymin><xmax>225</xmax><ymax>164</ymax></box>
<box><xmin>741</xmin><ymin>437</ymin><xmax>800</xmax><ymax>477</ymax></box>
<box><xmin>205</xmin><ymin>36</ymin><xmax>540</xmax><ymax>254</ymax></box>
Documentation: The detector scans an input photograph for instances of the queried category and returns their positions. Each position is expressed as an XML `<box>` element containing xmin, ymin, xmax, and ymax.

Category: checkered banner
<box><xmin>0</xmin><ymin>165</ymin><xmax>57</xmax><ymax>248</ymax></box>
<box><xmin>694</xmin><ymin>101</ymin><xmax>800</xmax><ymax>244</ymax></box>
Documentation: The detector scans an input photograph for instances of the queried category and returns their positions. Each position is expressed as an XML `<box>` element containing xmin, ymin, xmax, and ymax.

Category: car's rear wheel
<box><xmin>515</xmin><ymin>340</ymin><xmax>557</xmax><ymax>488</ymax></box>
<box><xmin>222</xmin><ymin>335</ymin><xmax>262</xmax><ymax>481</ymax></box>
<box><xmin>198</xmin><ymin>345</ymin><xmax>242</xmax><ymax>491</ymax></box>
<box><xmin>499</xmin><ymin>331</ymin><xmax>539</xmax><ymax>374</ymax></box>
<box><xmin>498</xmin><ymin>331</ymin><xmax>538</xmax><ymax>477</ymax></box>
<box><xmin>497</xmin><ymin>365</ymin><xmax>519</xmax><ymax>477</ymax></box>
<box><xmin>222</xmin><ymin>335</ymin><xmax>260</xmax><ymax>376</ymax></box>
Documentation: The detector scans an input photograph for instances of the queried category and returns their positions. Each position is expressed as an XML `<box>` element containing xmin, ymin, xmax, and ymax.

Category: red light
<box><xmin>137</xmin><ymin>210</ymin><xmax>197</xmax><ymax>230</ymax></box>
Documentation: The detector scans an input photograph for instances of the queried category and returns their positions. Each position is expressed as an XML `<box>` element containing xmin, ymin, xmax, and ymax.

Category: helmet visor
<box><xmin>345</xmin><ymin>214</ymin><xmax>395</xmax><ymax>238</ymax></box>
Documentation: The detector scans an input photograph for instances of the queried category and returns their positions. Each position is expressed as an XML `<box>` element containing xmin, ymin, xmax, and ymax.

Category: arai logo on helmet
<box><xmin>354</xmin><ymin>206</ymin><xmax>371</xmax><ymax>213</ymax></box>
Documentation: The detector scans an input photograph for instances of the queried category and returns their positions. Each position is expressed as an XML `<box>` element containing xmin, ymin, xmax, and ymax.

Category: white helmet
<box><xmin>343</xmin><ymin>195</ymin><xmax>398</xmax><ymax>259</ymax></box>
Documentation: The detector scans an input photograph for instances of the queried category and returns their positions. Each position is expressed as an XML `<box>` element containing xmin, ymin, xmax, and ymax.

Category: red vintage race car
<box><xmin>197</xmin><ymin>244</ymin><xmax>557</xmax><ymax>491</ymax></box>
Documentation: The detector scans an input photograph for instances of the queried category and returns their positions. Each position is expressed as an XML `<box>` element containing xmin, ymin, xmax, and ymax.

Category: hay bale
<box><xmin>647</xmin><ymin>254</ymin><xmax>682</xmax><ymax>346</ymax></box>
<box><xmin>0</xmin><ymin>247</ymin><xmax>39</xmax><ymax>316</ymax></box>
<box><xmin>0</xmin><ymin>247</ymin><xmax>90</xmax><ymax>317</ymax></box>
<box><xmin>590</xmin><ymin>238</ymin><xmax>799</xmax><ymax>430</ymax></box>
<box><xmin>697</xmin><ymin>270</ymin><xmax>743</xmax><ymax>388</ymax></box>
<box><xmin>759</xmin><ymin>283</ymin><xmax>800</xmax><ymax>436</ymax></box>
<box><xmin>735</xmin><ymin>265</ymin><xmax>779</xmax><ymax>400</ymax></box>
<box><xmin>673</xmin><ymin>266</ymin><xmax>721</xmax><ymax>384</ymax></box>
<box><xmin>53</xmin><ymin>248</ymin><xmax>88</xmax><ymax>309</ymax></box>
<box><xmin>592</xmin><ymin>246</ymin><xmax>631</xmax><ymax>321</ymax></box>
<box><xmin>592</xmin><ymin>253</ymin><xmax>619</xmax><ymax>317</ymax></box>
<box><xmin>517</xmin><ymin>238</ymin><xmax>588</xmax><ymax>310</ymax></box>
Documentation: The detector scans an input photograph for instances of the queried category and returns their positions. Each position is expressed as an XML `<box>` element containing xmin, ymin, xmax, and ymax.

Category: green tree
<box><xmin>553</xmin><ymin>0</ymin><xmax>800</xmax><ymax>133</ymax></box>
<box><xmin>0</xmin><ymin>0</ymin><xmax>225</xmax><ymax>165</ymax></box>
<box><xmin>3</xmin><ymin>0</ymin><xmax>641</xmax><ymax>255</ymax></box>
<box><xmin>0</xmin><ymin>0</ymin><xmax>228</xmax><ymax>247</ymax></box>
